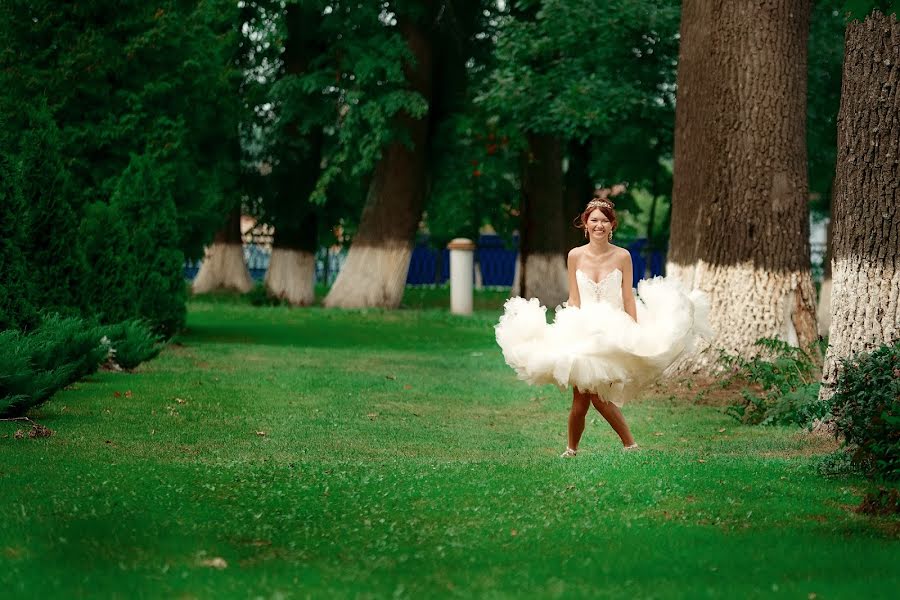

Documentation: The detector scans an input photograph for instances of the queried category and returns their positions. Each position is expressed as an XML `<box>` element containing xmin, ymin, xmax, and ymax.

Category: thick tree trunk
<box><xmin>191</xmin><ymin>208</ymin><xmax>253</xmax><ymax>294</ymax></box>
<box><xmin>265</xmin><ymin>3</ymin><xmax>322</xmax><ymax>307</ymax></box>
<box><xmin>820</xmin><ymin>11</ymin><xmax>900</xmax><ymax>400</ymax></box>
<box><xmin>564</xmin><ymin>140</ymin><xmax>593</xmax><ymax>253</ymax></box>
<box><xmin>668</xmin><ymin>0</ymin><xmax>818</xmax><ymax>371</ymax></box>
<box><xmin>324</xmin><ymin>11</ymin><xmax>433</xmax><ymax>309</ymax></box>
<box><xmin>519</xmin><ymin>134</ymin><xmax>568</xmax><ymax>307</ymax></box>
<box><xmin>266</xmin><ymin>215</ymin><xmax>317</xmax><ymax>306</ymax></box>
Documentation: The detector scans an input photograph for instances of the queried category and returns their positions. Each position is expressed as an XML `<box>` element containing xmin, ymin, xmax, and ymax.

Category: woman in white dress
<box><xmin>495</xmin><ymin>197</ymin><xmax>711</xmax><ymax>457</ymax></box>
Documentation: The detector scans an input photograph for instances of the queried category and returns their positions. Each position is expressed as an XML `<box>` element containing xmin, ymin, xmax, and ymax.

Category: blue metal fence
<box><xmin>184</xmin><ymin>235</ymin><xmax>668</xmax><ymax>287</ymax></box>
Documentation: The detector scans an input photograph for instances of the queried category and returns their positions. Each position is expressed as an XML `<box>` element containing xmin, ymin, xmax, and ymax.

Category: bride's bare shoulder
<box><xmin>567</xmin><ymin>245</ymin><xmax>587</xmax><ymax>260</ymax></box>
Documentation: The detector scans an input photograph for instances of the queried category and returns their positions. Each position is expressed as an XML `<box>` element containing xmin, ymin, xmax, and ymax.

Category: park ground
<box><xmin>1</xmin><ymin>289</ymin><xmax>898</xmax><ymax>599</ymax></box>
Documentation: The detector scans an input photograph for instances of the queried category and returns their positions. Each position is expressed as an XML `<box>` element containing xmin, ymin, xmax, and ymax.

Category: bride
<box><xmin>495</xmin><ymin>195</ymin><xmax>711</xmax><ymax>457</ymax></box>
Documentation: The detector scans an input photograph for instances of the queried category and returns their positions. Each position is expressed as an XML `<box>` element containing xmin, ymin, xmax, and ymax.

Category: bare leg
<box><xmin>567</xmin><ymin>388</ymin><xmax>592</xmax><ymax>452</ymax></box>
<box><xmin>590</xmin><ymin>394</ymin><xmax>636</xmax><ymax>447</ymax></box>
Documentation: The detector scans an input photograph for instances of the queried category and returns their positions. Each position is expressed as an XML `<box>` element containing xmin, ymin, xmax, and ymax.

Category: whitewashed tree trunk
<box><xmin>524</xmin><ymin>253</ymin><xmax>568</xmax><ymax>307</ymax></box>
<box><xmin>265</xmin><ymin>248</ymin><xmax>315</xmax><ymax>306</ymax></box>
<box><xmin>667</xmin><ymin>0</ymin><xmax>818</xmax><ymax>372</ymax></box>
<box><xmin>511</xmin><ymin>254</ymin><xmax>521</xmax><ymax>296</ymax></box>
<box><xmin>191</xmin><ymin>210</ymin><xmax>252</xmax><ymax>294</ymax></box>
<box><xmin>519</xmin><ymin>134</ymin><xmax>568</xmax><ymax>306</ymax></box>
<box><xmin>820</xmin><ymin>11</ymin><xmax>900</xmax><ymax>400</ymax></box>
<box><xmin>324</xmin><ymin>12</ymin><xmax>433</xmax><ymax>310</ymax></box>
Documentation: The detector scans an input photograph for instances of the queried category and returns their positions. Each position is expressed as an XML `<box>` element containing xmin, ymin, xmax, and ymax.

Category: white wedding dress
<box><xmin>495</xmin><ymin>269</ymin><xmax>712</xmax><ymax>406</ymax></box>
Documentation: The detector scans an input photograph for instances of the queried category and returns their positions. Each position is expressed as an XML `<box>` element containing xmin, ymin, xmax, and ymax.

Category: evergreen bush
<box><xmin>101</xmin><ymin>319</ymin><xmax>163</xmax><ymax>370</ymax></box>
<box><xmin>0</xmin><ymin>118</ymin><xmax>37</xmax><ymax>332</ymax></box>
<box><xmin>108</xmin><ymin>154</ymin><xmax>186</xmax><ymax>337</ymax></box>
<box><xmin>829</xmin><ymin>340</ymin><xmax>900</xmax><ymax>480</ymax></box>
<box><xmin>0</xmin><ymin>316</ymin><xmax>107</xmax><ymax>417</ymax></box>
<box><xmin>16</xmin><ymin>104</ymin><xmax>83</xmax><ymax>316</ymax></box>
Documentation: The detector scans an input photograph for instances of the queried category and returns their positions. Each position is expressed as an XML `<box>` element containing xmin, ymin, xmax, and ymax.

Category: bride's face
<box><xmin>586</xmin><ymin>209</ymin><xmax>612</xmax><ymax>240</ymax></box>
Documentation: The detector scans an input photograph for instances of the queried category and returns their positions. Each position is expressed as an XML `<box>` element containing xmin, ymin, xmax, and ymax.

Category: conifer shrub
<box><xmin>101</xmin><ymin>319</ymin><xmax>163</xmax><ymax>370</ymax></box>
<box><xmin>16</xmin><ymin>104</ymin><xmax>83</xmax><ymax>316</ymax></box>
<box><xmin>109</xmin><ymin>155</ymin><xmax>186</xmax><ymax>338</ymax></box>
<box><xmin>0</xmin><ymin>120</ymin><xmax>37</xmax><ymax>332</ymax></box>
<box><xmin>0</xmin><ymin>316</ymin><xmax>107</xmax><ymax>417</ymax></box>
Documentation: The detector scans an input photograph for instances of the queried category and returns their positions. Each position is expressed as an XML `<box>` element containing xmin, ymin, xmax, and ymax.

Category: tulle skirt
<box><xmin>494</xmin><ymin>277</ymin><xmax>712</xmax><ymax>406</ymax></box>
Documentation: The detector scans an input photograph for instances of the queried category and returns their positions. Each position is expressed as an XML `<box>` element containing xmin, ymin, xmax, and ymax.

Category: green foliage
<box><xmin>720</xmin><ymin>338</ymin><xmax>828</xmax><ymax>426</ymax></box>
<box><xmin>0</xmin><ymin>0</ymin><xmax>242</xmax><ymax>260</ymax></box>
<box><xmin>247</xmin><ymin>282</ymin><xmax>286</xmax><ymax>307</ymax></box>
<box><xmin>807</xmin><ymin>0</ymin><xmax>847</xmax><ymax>214</ymax></box>
<box><xmin>829</xmin><ymin>340</ymin><xmax>900</xmax><ymax>480</ymax></box>
<box><xmin>109</xmin><ymin>155</ymin><xmax>187</xmax><ymax>338</ymax></box>
<box><xmin>843</xmin><ymin>0</ymin><xmax>900</xmax><ymax>19</ymax></box>
<box><xmin>0</xmin><ymin>120</ymin><xmax>37</xmax><ymax>332</ymax></box>
<box><xmin>78</xmin><ymin>202</ymin><xmax>139</xmax><ymax>326</ymax></box>
<box><xmin>100</xmin><ymin>319</ymin><xmax>163</xmax><ymax>371</ymax></box>
<box><xmin>0</xmin><ymin>315</ymin><xmax>107</xmax><ymax>417</ymax></box>
<box><xmin>14</xmin><ymin>102</ymin><xmax>84</xmax><ymax>315</ymax></box>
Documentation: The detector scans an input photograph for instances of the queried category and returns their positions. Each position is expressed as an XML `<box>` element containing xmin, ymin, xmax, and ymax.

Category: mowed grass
<box><xmin>1</xmin><ymin>290</ymin><xmax>898</xmax><ymax>599</ymax></box>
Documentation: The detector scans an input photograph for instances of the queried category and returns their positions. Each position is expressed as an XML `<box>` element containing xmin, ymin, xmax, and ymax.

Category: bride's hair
<box><xmin>574</xmin><ymin>193</ymin><xmax>618</xmax><ymax>235</ymax></box>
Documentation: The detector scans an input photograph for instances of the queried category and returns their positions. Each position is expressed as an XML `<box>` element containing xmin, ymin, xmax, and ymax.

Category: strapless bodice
<box><xmin>576</xmin><ymin>269</ymin><xmax>624</xmax><ymax>309</ymax></box>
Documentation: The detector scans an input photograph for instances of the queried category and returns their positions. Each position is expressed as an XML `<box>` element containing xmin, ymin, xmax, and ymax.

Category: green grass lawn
<box><xmin>2</xmin><ymin>291</ymin><xmax>897</xmax><ymax>599</ymax></box>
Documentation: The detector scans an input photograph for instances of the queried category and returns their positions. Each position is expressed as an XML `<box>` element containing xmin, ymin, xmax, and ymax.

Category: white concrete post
<box><xmin>447</xmin><ymin>238</ymin><xmax>476</xmax><ymax>315</ymax></box>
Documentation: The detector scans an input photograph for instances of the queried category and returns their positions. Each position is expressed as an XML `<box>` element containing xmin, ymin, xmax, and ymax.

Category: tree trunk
<box><xmin>519</xmin><ymin>134</ymin><xmax>568</xmax><ymax>307</ymax></box>
<box><xmin>191</xmin><ymin>208</ymin><xmax>253</xmax><ymax>294</ymax></box>
<box><xmin>564</xmin><ymin>140</ymin><xmax>593</xmax><ymax>253</ymax></box>
<box><xmin>265</xmin><ymin>3</ymin><xmax>323</xmax><ymax>307</ymax></box>
<box><xmin>820</xmin><ymin>11</ymin><xmax>900</xmax><ymax>400</ymax></box>
<box><xmin>324</xmin><ymin>11</ymin><xmax>433</xmax><ymax>309</ymax></box>
<box><xmin>668</xmin><ymin>0</ymin><xmax>818</xmax><ymax>371</ymax></box>
<box><xmin>266</xmin><ymin>215</ymin><xmax>317</xmax><ymax>306</ymax></box>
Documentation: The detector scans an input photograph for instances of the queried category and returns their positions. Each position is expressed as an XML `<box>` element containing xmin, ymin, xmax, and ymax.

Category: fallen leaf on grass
<box><xmin>403</xmin><ymin>384</ymin><xmax>412</xmax><ymax>390</ymax></box>
<box><xmin>654</xmin><ymin>432</ymin><xmax>664</xmax><ymax>437</ymax></box>
<box><xmin>175</xmin><ymin>398</ymin><xmax>186</xmax><ymax>405</ymax></box>
<box><xmin>385</xmin><ymin>375</ymin><xmax>396</xmax><ymax>380</ymax></box>
<box><xmin>125</xmin><ymin>390</ymin><xmax>133</xmax><ymax>399</ymax></box>
<box><xmin>510</xmin><ymin>529</ymin><xmax>518</xmax><ymax>537</ymax></box>
<box><xmin>29</xmin><ymin>424</ymin><xmax>53</xmax><ymax>438</ymax></box>
<box><xmin>113</xmin><ymin>391</ymin><xmax>121</xmax><ymax>398</ymax></box>
<box><xmin>367</xmin><ymin>413</ymin><xmax>379</xmax><ymax>420</ymax></box>
<box><xmin>13</xmin><ymin>430</ymin><xmax>24</xmax><ymax>439</ymax></box>
<box><xmin>697</xmin><ymin>459</ymin><xmax>706</xmax><ymax>463</ymax></box>
<box><xmin>255</xmin><ymin>431</ymin><xmax>267</xmax><ymax>437</ymax></box>
<box><xmin>717</xmin><ymin>428</ymin><xmax>726</xmax><ymax>433</ymax></box>
<box><xmin>200</xmin><ymin>557</ymin><xmax>228</xmax><ymax>569</ymax></box>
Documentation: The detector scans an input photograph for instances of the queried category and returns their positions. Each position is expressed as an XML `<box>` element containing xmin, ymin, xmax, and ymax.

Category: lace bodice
<box><xmin>576</xmin><ymin>269</ymin><xmax>624</xmax><ymax>309</ymax></box>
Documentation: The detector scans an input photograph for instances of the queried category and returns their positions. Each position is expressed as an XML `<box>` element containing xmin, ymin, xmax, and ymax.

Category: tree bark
<box><xmin>820</xmin><ymin>11</ymin><xmax>900</xmax><ymax>400</ymax></box>
<box><xmin>668</xmin><ymin>0</ymin><xmax>818</xmax><ymax>371</ymax></box>
<box><xmin>191</xmin><ymin>207</ymin><xmax>253</xmax><ymax>294</ymax></box>
<box><xmin>519</xmin><ymin>134</ymin><xmax>568</xmax><ymax>307</ymax></box>
<box><xmin>266</xmin><ymin>214</ymin><xmax>318</xmax><ymax>306</ymax></box>
<box><xmin>265</xmin><ymin>3</ymin><xmax>323</xmax><ymax>307</ymax></box>
<box><xmin>563</xmin><ymin>140</ymin><xmax>593</xmax><ymax>253</ymax></box>
<box><xmin>324</xmin><ymin>10</ymin><xmax>434</xmax><ymax>309</ymax></box>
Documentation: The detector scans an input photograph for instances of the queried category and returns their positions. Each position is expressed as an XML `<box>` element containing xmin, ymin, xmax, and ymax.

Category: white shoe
<box><xmin>623</xmin><ymin>443</ymin><xmax>639</xmax><ymax>451</ymax></box>
<box><xmin>560</xmin><ymin>448</ymin><xmax>577</xmax><ymax>458</ymax></box>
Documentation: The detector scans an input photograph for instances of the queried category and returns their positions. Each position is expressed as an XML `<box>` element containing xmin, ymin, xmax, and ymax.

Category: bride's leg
<box><xmin>590</xmin><ymin>394</ymin><xmax>636</xmax><ymax>447</ymax></box>
<box><xmin>567</xmin><ymin>388</ymin><xmax>591</xmax><ymax>452</ymax></box>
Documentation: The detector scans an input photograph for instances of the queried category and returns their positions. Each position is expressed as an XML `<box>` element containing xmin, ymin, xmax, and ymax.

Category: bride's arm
<box><xmin>621</xmin><ymin>252</ymin><xmax>637</xmax><ymax>322</ymax></box>
<box><xmin>566</xmin><ymin>248</ymin><xmax>581</xmax><ymax>308</ymax></box>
